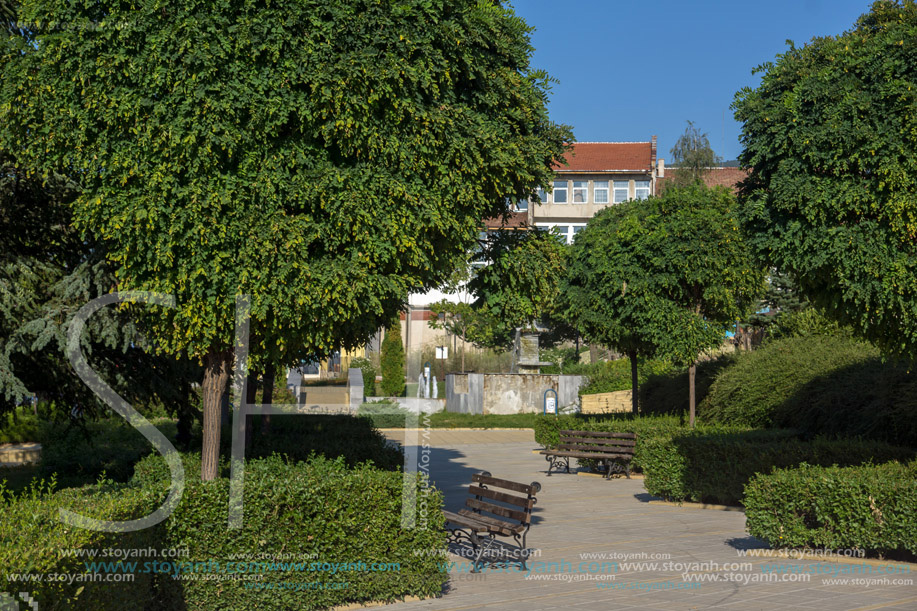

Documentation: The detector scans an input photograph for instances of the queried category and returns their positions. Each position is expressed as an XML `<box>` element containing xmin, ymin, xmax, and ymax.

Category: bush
<box><xmin>0</xmin><ymin>404</ymin><xmax>42</xmax><ymax>444</ymax></box>
<box><xmin>249</xmin><ymin>415</ymin><xmax>403</xmax><ymax>471</ymax></box>
<box><xmin>744</xmin><ymin>461</ymin><xmax>917</xmax><ymax>556</ymax></box>
<box><xmin>38</xmin><ymin>417</ymin><xmax>179</xmax><ymax>488</ymax></box>
<box><xmin>0</xmin><ymin>476</ymin><xmax>170</xmax><ymax>610</ymax></box>
<box><xmin>134</xmin><ymin>452</ymin><xmax>447</xmax><ymax>610</ymax></box>
<box><xmin>638</xmin><ymin>355</ymin><xmax>735</xmax><ymax>416</ymax></box>
<box><xmin>699</xmin><ymin>335</ymin><xmax>917</xmax><ymax>447</ymax></box>
<box><xmin>565</xmin><ymin>358</ymin><xmax>674</xmax><ymax>397</ymax></box>
<box><xmin>358</xmin><ymin>400</ymin><xmax>413</xmax><ymax>429</ymax></box>
<box><xmin>639</xmin><ymin>431</ymin><xmax>915</xmax><ymax>506</ymax></box>
<box><xmin>381</xmin><ymin>319</ymin><xmax>406</xmax><ymax>397</ymax></box>
<box><xmin>350</xmin><ymin>357</ymin><xmax>377</xmax><ymax>392</ymax></box>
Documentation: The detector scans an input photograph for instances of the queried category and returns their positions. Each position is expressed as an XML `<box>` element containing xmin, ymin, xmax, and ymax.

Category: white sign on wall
<box><xmin>435</xmin><ymin>346</ymin><xmax>448</xmax><ymax>359</ymax></box>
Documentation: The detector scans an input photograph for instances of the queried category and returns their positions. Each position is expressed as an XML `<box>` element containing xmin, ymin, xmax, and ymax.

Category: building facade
<box><xmin>530</xmin><ymin>139</ymin><xmax>663</xmax><ymax>243</ymax></box>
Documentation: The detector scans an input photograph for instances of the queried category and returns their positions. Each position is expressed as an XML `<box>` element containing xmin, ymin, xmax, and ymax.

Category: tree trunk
<box><xmin>628</xmin><ymin>350</ymin><xmax>639</xmax><ymax>414</ymax></box>
<box><xmin>461</xmin><ymin>331</ymin><xmax>466</xmax><ymax>372</ymax></box>
<box><xmin>244</xmin><ymin>370</ymin><xmax>258</xmax><ymax>450</ymax></box>
<box><xmin>589</xmin><ymin>344</ymin><xmax>598</xmax><ymax>365</ymax></box>
<box><xmin>688</xmin><ymin>361</ymin><xmax>697</xmax><ymax>429</ymax></box>
<box><xmin>261</xmin><ymin>363</ymin><xmax>275</xmax><ymax>436</ymax></box>
<box><xmin>202</xmin><ymin>349</ymin><xmax>232</xmax><ymax>481</ymax></box>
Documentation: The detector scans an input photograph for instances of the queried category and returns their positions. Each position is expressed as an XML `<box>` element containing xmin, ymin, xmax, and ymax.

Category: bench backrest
<box><xmin>557</xmin><ymin>430</ymin><xmax>637</xmax><ymax>455</ymax></box>
<box><xmin>465</xmin><ymin>472</ymin><xmax>540</xmax><ymax>527</ymax></box>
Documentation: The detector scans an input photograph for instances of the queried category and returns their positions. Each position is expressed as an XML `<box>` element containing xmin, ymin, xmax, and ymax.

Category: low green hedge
<box><xmin>640</xmin><ymin>432</ymin><xmax>916</xmax><ymax>506</ymax></box>
<box><xmin>357</xmin><ymin>400</ymin><xmax>413</xmax><ymax>429</ymax></box>
<box><xmin>744</xmin><ymin>461</ymin><xmax>917</xmax><ymax>555</ymax></box>
<box><xmin>0</xmin><ymin>477</ymin><xmax>168</xmax><ymax>610</ymax></box>
<box><xmin>249</xmin><ymin>414</ymin><xmax>403</xmax><ymax>471</ymax></box>
<box><xmin>134</xmin><ymin>452</ymin><xmax>447</xmax><ymax>610</ymax></box>
<box><xmin>637</xmin><ymin>355</ymin><xmax>735</xmax><ymax>416</ymax></box>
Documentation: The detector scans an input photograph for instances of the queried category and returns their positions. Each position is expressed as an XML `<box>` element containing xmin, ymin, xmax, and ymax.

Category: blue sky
<box><xmin>512</xmin><ymin>0</ymin><xmax>874</xmax><ymax>162</ymax></box>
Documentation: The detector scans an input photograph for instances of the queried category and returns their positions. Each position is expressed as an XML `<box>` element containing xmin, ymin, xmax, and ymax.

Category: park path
<box><xmin>376</xmin><ymin>429</ymin><xmax>917</xmax><ymax>611</ymax></box>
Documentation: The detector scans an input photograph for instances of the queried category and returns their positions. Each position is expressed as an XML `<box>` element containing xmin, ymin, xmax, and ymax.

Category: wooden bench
<box><xmin>540</xmin><ymin>430</ymin><xmax>637</xmax><ymax>479</ymax></box>
<box><xmin>443</xmin><ymin>471</ymin><xmax>541</xmax><ymax>572</ymax></box>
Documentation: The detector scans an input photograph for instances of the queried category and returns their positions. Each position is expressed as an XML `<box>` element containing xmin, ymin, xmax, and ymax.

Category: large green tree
<box><xmin>1</xmin><ymin>0</ymin><xmax>569</xmax><ymax>479</ymax></box>
<box><xmin>733</xmin><ymin>0</ymin><xmax>917</xmax><ymax>357</ymax></box>
<box><xmin>564</xmin><ymin>185</ymin><xmax>764</xmax><ymax>424</ymax></box>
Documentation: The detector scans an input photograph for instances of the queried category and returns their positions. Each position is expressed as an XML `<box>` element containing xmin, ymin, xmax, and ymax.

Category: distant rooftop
<box><xmin>553</xmin><ymin>142</ymin><xmax>654</xmax><ymax>173</ymax></box>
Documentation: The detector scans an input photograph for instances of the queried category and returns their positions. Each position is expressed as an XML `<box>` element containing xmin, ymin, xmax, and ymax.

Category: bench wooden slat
<box><xmin>558</xmin><ymin>436</ymin><xmax>636</xmax><ymax>447</ymax></box>
<box><xmin>457</xmin><ymin>509</ymin><xmax>522</xmax><ymax>535</ymax></box>
<box><xmin>472</xmin><ymin>473</ymin><xmax>539</xmax><ymax>495</ymax></box>
<box><xmin>468</xmin><ymin>485</ymin><xmax>534</xmax><ymax>508</ymax></box>
<box><xmin>561</xmin><ymin>430</ymin><xmax>636</xmax><ymax>439</ymax></box>
<box><xmin>465</xmin><ymin>498</ymin><xmax>530</xmax><ymax>524</ymax></box>
<box><xmin>555</xmin><ymin>443</ymin><xmax>636</xmax><ymax>454</ymax></box>
<box><xmin>541</xmin><ymin>450</ymin><xmax>635</xmax><ymax>460</ymax></box>
<box><xmin>444</xmin><ymin>510</ymin><xmax>493</xmax><ymax>533</ymax></box>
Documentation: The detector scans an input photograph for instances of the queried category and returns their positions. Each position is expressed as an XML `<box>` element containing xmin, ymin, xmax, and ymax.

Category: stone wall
<box><xmin>446</xmin><ymin>373</ymin><xmax>585</xmax><ymax>415</ymax></box>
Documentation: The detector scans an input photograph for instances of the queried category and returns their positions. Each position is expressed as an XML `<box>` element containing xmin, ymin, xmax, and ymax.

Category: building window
<box><xmin>613</xmin><ymin>181</ymin><xmax>629</xmax><ymax>203</ymax></box>
<box><xmin>538</xmin><ymin>223</ymin><xmax>586</xmax><ymax>245</ymax></box>
<box><xmin>635</xmin><ymin>180</ymin><xmax>651</xmax><ymax>200</ymax></box>
<box><xmin>515</xmin><ymin>199</ymin><xmax>528</xmax><ymax>212</ymax></box>
<box><xmin>594</xmin><ymin>181</ymin><xmax>609</xmax><ymax>204</ymax></box>
<box><xmin>536</xmin><ymin>187</ymin><xmax>547</xmax><ymax>203</ymax></box>
<box><xmin>572</xmin><ymin>181</ymin><xmax>588</xmax><ymax>203</ymax></box>
<box><xmin>553</xmin><ymin>180</ymin><xmax>568</xmax><ymax>204</ymax></box>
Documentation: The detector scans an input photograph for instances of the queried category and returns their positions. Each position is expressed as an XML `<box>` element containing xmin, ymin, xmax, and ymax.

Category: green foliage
<box><xmin>744</xmin><ymin>461</ymin><xmax>917</xmax><ymax>555</ymax></box>
<box><xmin>249</xmin><ymin>415</ymin><xmax>403</xmax><ymax>472</ymax></box>
<box><xmin>381</xmin><ymin>320</ymin><xmax>406</xmax><ymax>397</ymax></box>
<box><xmin>701</xmin><ymin>335</ymin><xmax>917</xmax><ymax>447</ymax></box>
<box><xmin>468</xmin><ymin>228</ymin><xmax>569</xmax><ymax>349</ymax></box>
<box><xmin>358</xmin><ymin>400</ymin><xmax>413</xmax><ymax>429</ymax></box>
<box><xmin>639</xmin><ymin>431</ymin><xmax>914</xmax><ymax>506</ymax></box>
<box><xmin>767</xmin><ymin>307</ymin><xmax>849</xmax><ymax>341</ymax></box>
<box><xmin>350</xmin><ymin>356</ymin><xmax>377</xmax><ymax>392</ymax></box>
<box><xmin>0</xmin><ymin>478</ymin><xmax>169</xmax><ymax>610</ymax></box>
<box><xmin>1</xmin><ymin>0</ymin><xmax>570</xmax><ymax>366</ymax></box>
<box><xmin>576</xmin><ymin>358</ymin><xmax>675</xmax><ymax>396</ymax></box>
<box><xmin>37</xmin><ymin>417</ymin><xmax>179</xmax><ymax>489</ymax></box>
<box><xmin>638</xmin><ymin>355</ymin><xmax>736</xmax><ymax>416</ymax></box>
<box><xmin>0</xmin><ymin>403</ymin><xmax>41</xmax><ymax>443</ymax></box>
<box><xmin>133</xmin><ymin>453</ymin><xmax>447</xmax><ymax>610</ymax></box>
<box><xmin>668</xmin><ymin>120</ymin><xmax>722</xmax><ymax>186</ymax></box>
<box><xmin>733</xmin><ymin>0</ymin><xmax>917</xmax><ymax>358</ymax></box>
<box><xmin>563</xmin><ymin>184</ymin><xmax>764</xmax><ymax>365</ymax></box>
<box><xmin>427</xmin><ymin>410</ymin><xmax>542</xmax><ymax>429</ymax></box>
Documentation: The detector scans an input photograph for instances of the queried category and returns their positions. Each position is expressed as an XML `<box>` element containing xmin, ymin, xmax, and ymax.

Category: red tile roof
<box><xmin>484</xmin><ymin>211</ymin><xmax>529</xmax><ymax>229</ymax></box>
<box><xmin>553</xmin><ymin>142</ymin><xmax>654</xmax><ymax>173</ymax></box>
<box><xmin>657</xmin><ymin>167</ymin><xmax>748</xmax><ymax>193</ymax></box>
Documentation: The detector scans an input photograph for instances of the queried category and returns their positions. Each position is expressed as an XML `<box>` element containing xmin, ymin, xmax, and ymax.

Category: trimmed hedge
<box><xmin>249</xmin><ymin>414</ymin><xmax>403</xmax><ymax>471</ymax></box>
<box><xmin>744</xmin><ymin>461</ymin><xmax>917</xmax><ymax>555</ymax></box>
<box><xmin>640</xmin><ymin>432</ymin><xmax>915</xmax><ymax>506</ymax></box>
<box><xmin>357</xmin><ymin>400</ymin><xmax>413</xmax><ymax>429</ymax></box>
<box><xmin>0</xmin><ymin>477</ymin><xmax>169</xmax><ymax>610</ymax></box>
<box><xmin>134</xmin><ymin>452</ymin><xmax>447</xmax><ymax>610</ymax></box>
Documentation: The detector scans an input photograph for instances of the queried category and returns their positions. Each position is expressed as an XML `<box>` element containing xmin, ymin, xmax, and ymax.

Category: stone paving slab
<box><xmin>379</xmin><ymin>432</ymin><xmax>916</xmax><ymax>611</ymax></box>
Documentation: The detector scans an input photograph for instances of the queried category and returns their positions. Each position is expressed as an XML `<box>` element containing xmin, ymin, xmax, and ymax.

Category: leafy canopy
<box><xmin>0</xmin><ymin>0</ymin><xmax>570</xmax><ymax>364</ymax></box>
<box><xmin>733</xmin><ymin>0</ymin><xmax>917</xmax><ymax>357</ymax></box>
<box><xmin>564</xmin><ymin>185</ymin><xmax>765</xmax><ymax>366</ymax></box>
<box><xmin>669</xmin><ymin>120</ymin><xmax>722</xmax><ymax>186</ymax></box>
<box><xmin>466</xmin><ymin>228</ymin><xmax>568</xmax><ymax>350</ymax></box>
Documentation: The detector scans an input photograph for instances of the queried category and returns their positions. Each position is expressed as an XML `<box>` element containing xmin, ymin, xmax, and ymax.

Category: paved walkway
<box><xmin>379</xmin><ymin>430</ymin><xmax>917</xmax><ymax>611</ymax></box>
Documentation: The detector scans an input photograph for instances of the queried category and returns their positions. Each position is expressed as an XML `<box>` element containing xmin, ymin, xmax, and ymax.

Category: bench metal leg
<box><xmin>545</xmin><ymin>454</ymin><xmax>568</xmax><ymax>476</ymax></box>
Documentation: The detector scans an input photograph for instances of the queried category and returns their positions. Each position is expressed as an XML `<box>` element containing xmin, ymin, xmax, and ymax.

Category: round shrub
<box><xmin>699</xmin><ymin>335</ymin><xmax>878</xmax><ymax>428</ymax></box>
